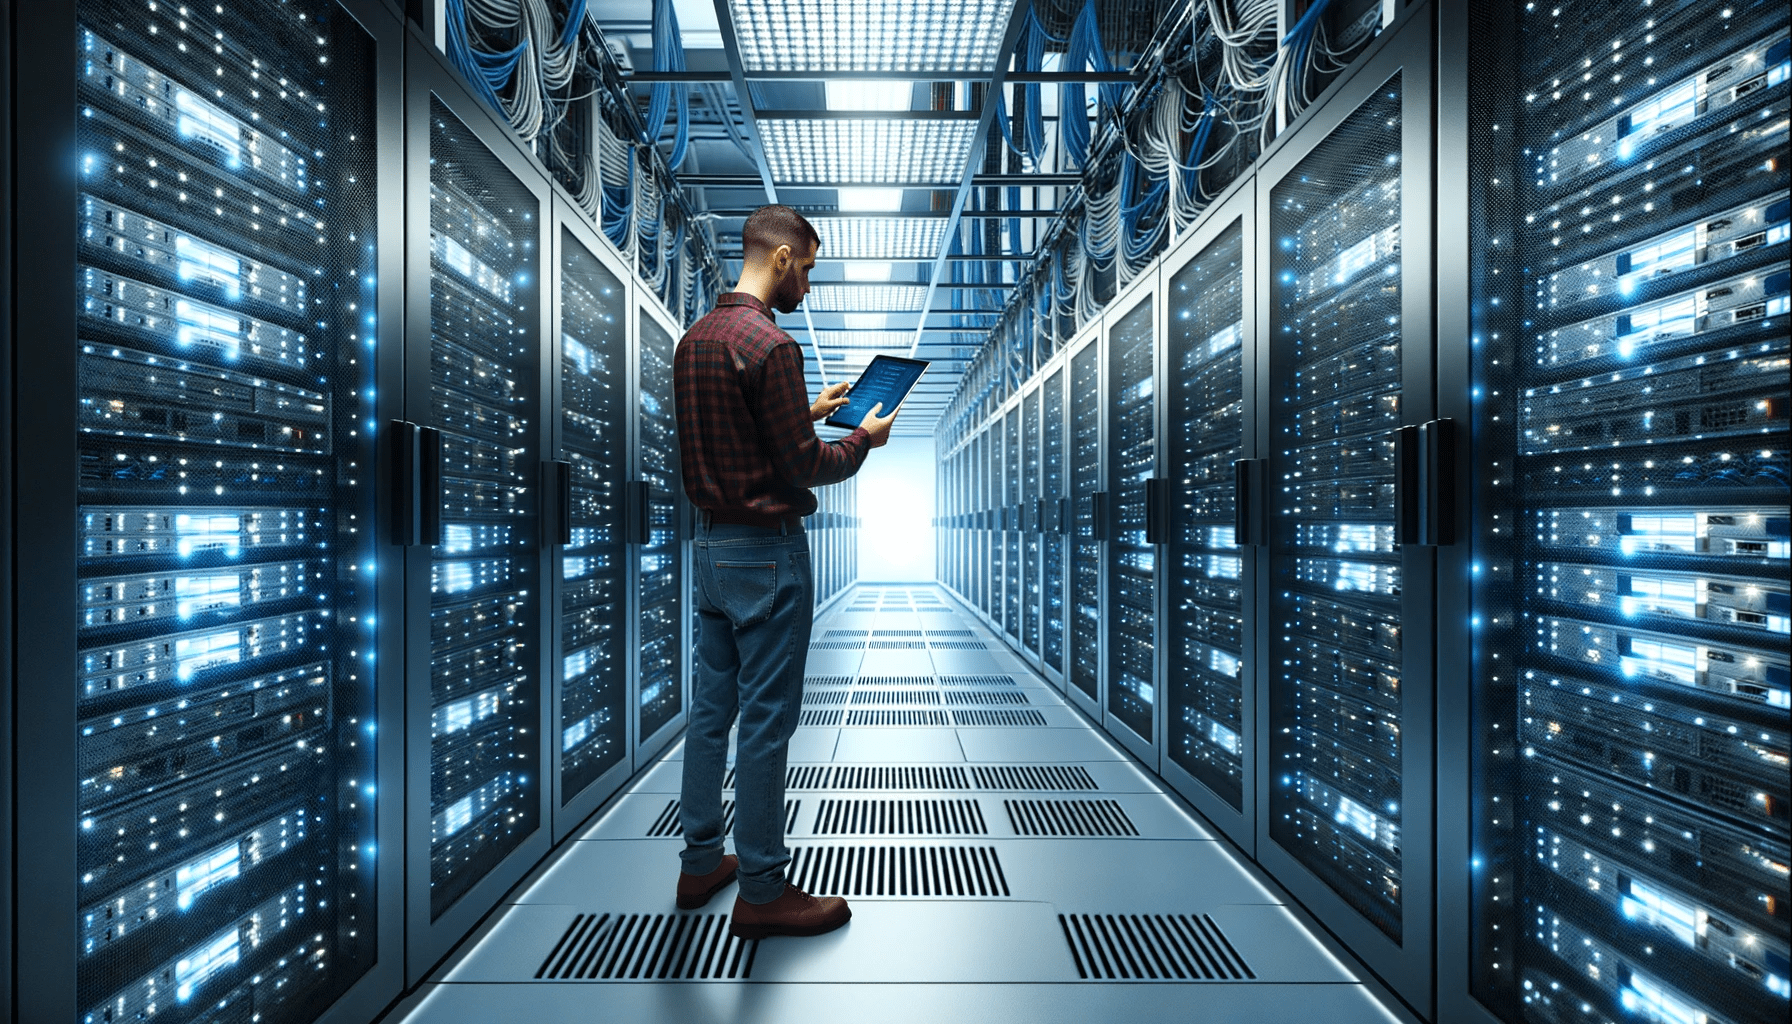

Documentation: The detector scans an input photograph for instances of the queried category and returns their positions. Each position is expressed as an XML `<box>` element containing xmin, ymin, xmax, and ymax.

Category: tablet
<box><xmin>825</xmin><ymin>354</ymin><xmax>930</xmax><ymax>430</ymax></box>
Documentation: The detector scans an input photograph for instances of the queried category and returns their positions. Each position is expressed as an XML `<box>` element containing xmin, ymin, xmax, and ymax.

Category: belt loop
<box><xmin>779</xmin><ymin>518</ymin><xmax>789</xmax><ymax>536</ymax></box>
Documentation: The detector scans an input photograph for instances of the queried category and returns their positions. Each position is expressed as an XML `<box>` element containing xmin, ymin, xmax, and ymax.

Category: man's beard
<box><xmin>770</xmin><ymin>271</ymin><xmax>804</xmax><ymax>313</ymax></box>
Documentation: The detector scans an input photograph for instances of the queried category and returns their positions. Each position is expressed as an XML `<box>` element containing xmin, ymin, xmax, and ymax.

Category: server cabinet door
<box><xmin>1066</xmin><ymin>321</ymin><xmax>1105</xmax><ymax>717</ymax></box>
<box><xmin>1255</xmin><ymin>18</ymin><xmax>1436</xmax><ymax>1012</ymax></box>
<box><xmin>403</xmin><ymin>43</ymin><xmax>552</xmax><ymax>980</ymax></box>
<box><xmin>1003</xmin><ymin>404</ymin><xmax>1021</xmax><ymax>642</ymax></box>
<box><xmin>12</xmin><ymin>2</ymin><xmax>407</xmax><ymax>1020</ymax></box>
<box><xmin>633</xmin><ymin>302</ymin><xmax>686</xmax><ymax>763</ymax></box>
<box><xmin>1105</xmin><ymin>280</ymin><xmax>1161</xmax><ymax>762</ymax></box>
<box><xmin>1447</xmin><ymin>4</ymin><xmax>1792</xmax><ymax>1023</ymax></box>
<box><xmin>1161</xmin><ymin>184</ymin><xmax>1258</xmax><ymax>853</ymax></box>
<box><xmin>1022</xmin><ymin>384</ymin><xmax>1043</xmax><ymax>665</ymax></box>
<box><xmin>1041</xmin><ymin>363</ymin><xmax>1069</xmax><ymax>688</ymax></box>
<box><xmin>549</xmin><ymin>211</ymin><xmax>632</xmax><ymax>840</ymax></box>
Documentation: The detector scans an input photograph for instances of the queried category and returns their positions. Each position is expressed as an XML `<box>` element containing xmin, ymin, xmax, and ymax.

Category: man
<box><xmin>671</xmin><ymin>204</ymin><xmax>897</xmax><ymax>939</ymax></box>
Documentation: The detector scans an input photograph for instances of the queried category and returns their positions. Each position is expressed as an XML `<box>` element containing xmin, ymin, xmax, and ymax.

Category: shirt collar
<box><xmin>716</xmin><ymin>292</ymin><xmax>774</xmax><ymax>319</ymax></box>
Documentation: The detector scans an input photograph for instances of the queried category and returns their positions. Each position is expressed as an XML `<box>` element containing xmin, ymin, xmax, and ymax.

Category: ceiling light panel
<box><xmin>811</xmin><ymin>331</ymin><xmax>917</xmax><ymax>349</ymax></box>
<box><xmin>807</xmin><ymin>286</ymin><xmax>927</xmax><ymax>311</ymax></box>
<box><xmin>814</xmin><ymin>217</ymin><xmax>948</xmax><ymax>260</ymax></box>
<box><xmin>728</xmin><ymin>0</ymin><xmax>1014</xmax><ymax>72</ymax></box>
<box><xmin>760</xmin><ymin>119</ymin><xmax>975</xmax><ymax>183</ymax></box>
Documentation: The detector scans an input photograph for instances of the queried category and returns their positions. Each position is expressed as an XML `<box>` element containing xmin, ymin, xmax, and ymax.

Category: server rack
<box><xmin>403</xmin><ymin>39</ymin><xmax>553</xmax><ymax>981</ymax></box>
<box><xmin>1255</xmin><ymin>17</ymin><xmax>1437</xmax><ymax>1013</ymax></box>
<box><xmin>632</xmin><ymin>300</ymin><xmax>687</xmax><ymax>766</ymax></box>
<box><xmin>1159</xmin><ymin>180</ymin><xmax>1260</xmax><ymax>854</ymax></box>
<box><xmin>1041</xmin><ymin>361</ymin><xmax>1069</xmax><ymax>689</ymax></box>
<box><xmin>548</xmin><ymin>207</ymin><xmax>633</xmax><ymax>841</ymax></box>
<box><xmin>1022</xmin><ymin>384</ymin><xmax>1042</xmax><ymax>665</ymax></box>
<box><xmin>1003</xmin><ymin>403</ymin><xmax>1022</xmax><ymax>641</ymax></box>
<box><xmin>10</xmin><ymin>1</ymin><xmax>410</xmax><ymax>1020</ymax></box>
<box><xmin>1066</xmin><ymin>318</ymin><xmax>1105</xmax><ymax>717</ymax></box>
<box><xmin>1104</xmin><ymin>272</ymin><xmax>1162</xmax><ymax>763</ymax></box>
<box><xmin>1444</xmin><ymin>3</ymin><xmax>1792</xmax><ymax>1023</ymax></box>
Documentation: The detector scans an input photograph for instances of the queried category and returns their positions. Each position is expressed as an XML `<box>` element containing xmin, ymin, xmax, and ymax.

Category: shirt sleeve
<box><xmin>750</xmin><ymin>339</ymin><xmax>871</xmax><ymax>487</ymax></box>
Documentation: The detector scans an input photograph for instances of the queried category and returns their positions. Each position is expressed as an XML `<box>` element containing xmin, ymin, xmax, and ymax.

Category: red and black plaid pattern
<box><xmin>674</xmin><ymin>292</ymin><xmax>870</xmax><ymax>522</ymax></box>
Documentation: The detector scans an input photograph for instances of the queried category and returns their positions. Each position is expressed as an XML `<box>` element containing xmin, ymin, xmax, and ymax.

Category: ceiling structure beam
<box><xmin>909</xmin><ymin>0</ymin><xmax>1036</xmax><ymax>359</ymax></box>
<box><xmin>624</xmin><ymin>70</ymin><xmax>1138</xmax><ymax>84</ymax></box>
<box><xmin>676</xmin><ymin>174</ymin><xmax>1080</xmax><ymax>188</ymax></box>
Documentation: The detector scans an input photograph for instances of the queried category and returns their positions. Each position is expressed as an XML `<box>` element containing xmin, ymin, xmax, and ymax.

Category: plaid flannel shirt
<box><xmin>674</xmin><ymin>292</ymin><xmax>870</xmax><ymax>523</ymax></box>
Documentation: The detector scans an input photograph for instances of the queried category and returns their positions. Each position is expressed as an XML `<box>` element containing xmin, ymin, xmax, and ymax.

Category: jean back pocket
<box><xmin>707</xmin><ymin>559</ymin><xmax>779</xmax><ymax>628</ymax></box>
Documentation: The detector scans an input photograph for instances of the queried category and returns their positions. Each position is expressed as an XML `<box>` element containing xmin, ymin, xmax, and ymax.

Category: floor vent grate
<box><xmin>647</xmin><ymin>800</ymin><xmax>798</xmax><ymax>837</ymax></box>
<box><xmin>787</xmin><ymin>845</ymin><xmax>1011</xmax><ymax>896</ymax></box>
<box><xmin>1058</xmin><ymin>913</ymin><xmax>1254</xmax><ymax>980</ymax></box>
<box><xmin>943</xmin><ymin>689</ymin><xmax>1032</xmax><ymax>705</ymax></box>
<box><xmin>536</xmin><ymin>913</ymin><xmax>758</xmax><ymax>980</ymax></box>
<box><xmin>871</xmin><ymin>629</ymin><xmax>924</xmax><ymax>636</ymax></box>
<box><xmin>869</xmin><ymin>640</ymin><xmax>927</xmax><ymax>648</ymax></box>
<box><xmin>939</xmin><ymin>675</ymin><xmax>1018</xmax><ymax>687</ymax></box>
<box><xmin>845</xmin><ymin>709</ymin><xmax>949</xmax><ymax>726</ymax></box>
<box><xmin>930</xmin><ymin>641</ymin><xmax>988</xmax><ymax>649</ymax></box>
<box><xmin>802</xmin><ymin>690</ymin><xmax>852</xmax><ymax>706</ymax></box>
<box><xmin>1005</xmin><ymin>799</ymin><xmax>1138</xmax><ymax>836</ymax></box>
<box><xmin>857</xmin><ymin>675</ymin><xmax>938</xmax><ymax>686</ymax></box>
<box><xmin>822</xmin><ymin>765</ymin><xmax>971</xmax><ymax>790</ymax></box>
<box><xmin>851</xmin><ymin>689</ymin><xmax>941</xmax><ymax>705</ymax></box>
<box><xmin>954</xmin><ymin>709</ymin><xmax>1049</xmax><ymax>726</ymax></box>
<box><xmin>812</xmin><ymin>798</ymin><xmax>989</xmax><ymax>835</ymax></box>
<box><xmin>926</xmin><ymin>630</ymin><xmax>974</xmax><ymax>636</ymax></box>
<box><xmin>805</xmin><ymin>675</ymin><xmax>854</xmax><ymax>687</ymax></box>
<box><xmin>799</xmin><ymin>709</ymin><xmax>844</xmax><ymax>726</ymax></box>
<box><xmin>972</xmin><ymin>765</ymin><xmax>1099</xmax><ymax>790</ymax></box>
<box><xmin>810</xmin><ymin>641</ymin><xmax>865</xmax><ymax>650</ymax></box>
<box><xmin>824</xmin><ymin>629</ymin><xmax>870</xmax><ymax>637</ymax></box>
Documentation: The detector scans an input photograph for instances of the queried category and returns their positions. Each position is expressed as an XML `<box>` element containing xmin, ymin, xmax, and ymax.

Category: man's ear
<box><xmin>771</xmin><ymin>243</ymin><xmax>793</xmax><ymax>273</ymax></box>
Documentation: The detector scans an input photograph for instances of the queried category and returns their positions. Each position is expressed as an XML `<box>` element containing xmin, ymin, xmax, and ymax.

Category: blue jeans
<box><xmin>679</xmin><ymin>520</ymin><xmax>812</xmax><ymax>904</ymax></box>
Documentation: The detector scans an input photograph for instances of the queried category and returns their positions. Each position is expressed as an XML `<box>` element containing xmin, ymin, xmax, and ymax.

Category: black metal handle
<box><xmin>1394</xmin><ymin>424</ymin><xmax>1421</xmax><ymax>546</ymax></box>
<box><xmin>1144</xmin><ymin>477</ymin><xmax>1170</xmax><ymax>545</ymax></box>
<box><xmin>1057</xmin><ymin>496</ymin><xmax>1071</xmax><ymax>535</ymax></box>
<box><xmin>418</xmin><ymin>426</ymin><xmax>444</xmax><ymax>548</ymax></box>
<box><xmin>1232</xmin><ymin>459</ymin><xmax>1266</xmax><ymax>547</ymax></box>
<box><xmin>1420</xmin><ymin>418</ymin><xmax>1457</xmax><ymax>546</ymax></box>
<box><xmin>545</xmin><ymin>460</ymin><xmax>573</xmax><ymax>546</ymax></box>
<box><xmin>624</xmin><ymin>480</ymin><xmax>650</xmax><ymax>545</ymax></box>
<box><xmin>389</xmin><ymin>420</ymin><xmax>420</xmax><ymax>546</ymax></box>
<box><xmin>1033</xmin><ymin>498</ymin><xmax>1047</xmax><ymax>535</ymax></box>
<box><xmin>1091</xmin><ymin>491</ymin><xmax>1111</xmax><ymax>542</ymax></box>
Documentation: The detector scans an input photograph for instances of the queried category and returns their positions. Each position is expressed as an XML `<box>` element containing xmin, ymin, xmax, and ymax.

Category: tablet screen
<box><xmin>825</xmin><ymin>355</ymin><xmax>930</xmax><ymax>430</ymax></box>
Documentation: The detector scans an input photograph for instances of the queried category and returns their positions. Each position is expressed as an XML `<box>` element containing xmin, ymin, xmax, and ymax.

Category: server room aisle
<box><xmin>395</xmin><ymin>584</ymin><xmax>1398</xmax><ymax>1023</ymax></box>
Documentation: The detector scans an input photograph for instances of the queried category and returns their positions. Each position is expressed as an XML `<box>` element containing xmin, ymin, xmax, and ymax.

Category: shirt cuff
<box><xmin>842</xmin><ymin>426</ymin><xmax>872</xmax><ymax>462</ymax></box>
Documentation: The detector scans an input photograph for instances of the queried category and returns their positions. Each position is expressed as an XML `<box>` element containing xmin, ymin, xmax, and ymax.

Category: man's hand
<box><xmin>859</xmin><ymin>401</ymin><xmax>897</xmax><ymax>449</ymax></box>
<box><xmin>810</xmin><ymin>380</ymin><xmax>851</xmax><ymax>421</ymax></box>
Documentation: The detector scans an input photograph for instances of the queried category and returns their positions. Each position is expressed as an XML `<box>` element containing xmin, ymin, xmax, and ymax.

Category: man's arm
<box><xmin>752</xmin><ymin>340</ymin><xmax>870</xmax><ymax>487</ymax></box>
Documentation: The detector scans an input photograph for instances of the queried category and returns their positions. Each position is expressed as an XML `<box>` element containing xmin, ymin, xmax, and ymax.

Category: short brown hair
<box><xmin>741</xmin><ymin>204</ymin><xmax>820</xmax><ymax>262</ymax></box>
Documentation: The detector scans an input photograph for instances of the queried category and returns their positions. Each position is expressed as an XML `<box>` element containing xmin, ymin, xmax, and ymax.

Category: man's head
<box><xmin>739</xmin><ymin>205</ymin><xmax>819</xmax><ymax>313</ymax></box>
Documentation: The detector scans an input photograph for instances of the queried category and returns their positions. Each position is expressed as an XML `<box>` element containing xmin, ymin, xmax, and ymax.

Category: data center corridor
<box><xmin>390</xmin><ymin>583</ymin><xmax>1397</xmax><ymax>1023</ymax></box>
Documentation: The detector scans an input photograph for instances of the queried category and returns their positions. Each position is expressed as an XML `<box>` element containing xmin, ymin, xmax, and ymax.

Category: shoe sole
<box><xmin>675</xmin><ymin>869</ymin><xmax>738</xmax><ymax>910</ymax></box>
<box><xmin>728</xmin><ymin>910</ymin><xmax>851</xmax><ymax>940</ymax></box>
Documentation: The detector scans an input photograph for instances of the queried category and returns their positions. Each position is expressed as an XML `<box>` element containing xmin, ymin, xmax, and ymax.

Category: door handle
<box><xmin>1394</xmin><ymin>425</ymin><xmax>1421</xmax><ymax>546</ymax></box>
<box><xmin>389</xmin><ymin>420</ymin><xmax>419</xmax><ymax>547</ymax></box>
<box><xmin>1058</xmin><ymin>496</ymin><xmax>1071</xmax><ymax>535</ymax></box>
<box><xmin>418</xmin><ymin>426</ymin><xmax>443</xmax><ymax>548</ymax></box>
<box><xmin>544</xmin><ymin>460</ymin><xmax>573</xmax><ymax>546</ymax></box>
<box><xmin>1232</xmin><ymin>459</ymin><xmax>1266</xmax><ymax>547</ymax></box>
<box><xmin>1420</xmin><ymin>418</ymin><xmax>1457</xmax><ymax>546</ymax></box>
<box><xmin>1091</xmin><ymin>491</ymin><xmax>1111</xmax><ymax>542</ymax></box>
<box><xmin>624</xmin><ymin>480</ymin><xmax>650</xmax><ymax>545</ymax></box>
<box><xmin>1144</xmin><ymin>477</ymin><xmax>1170</xmax><ymax>545</ymax></box>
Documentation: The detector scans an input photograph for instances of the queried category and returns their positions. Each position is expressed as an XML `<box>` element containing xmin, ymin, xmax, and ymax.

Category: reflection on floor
<box><xmin>396</xmin><ymin>584</ymin><xmax>1401</xmax><ymax>1024</ymax></box>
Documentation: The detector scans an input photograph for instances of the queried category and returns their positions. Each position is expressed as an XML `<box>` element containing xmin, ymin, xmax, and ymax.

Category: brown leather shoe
<box><xmin>676</xmin><ymin>854</ymin><xmax>739</xmax><ymax>910</ymax></box>
<box><xmin>728</xmin><ymin>884</ymin><xmax>851</xmax><ymax>939</ymax></box>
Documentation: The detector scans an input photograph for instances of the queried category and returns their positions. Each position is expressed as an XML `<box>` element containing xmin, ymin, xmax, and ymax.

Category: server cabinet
<box><xmin>1105</xmin><ymin>275</ymin><xmax>1162</xmax><ymax>763</ymax></box>
<box><xmin>1066</xmin><ymin>319</ymin><xmax>1105</xmax><ymax>716</ymax></box>
<box><xmin>403</xmin><ymin>40</ymin><xmax>552</xmax><ymax>980</ymax></box>
<box><xmin>548</xmin><ymin>207</ymin><xmax>632</xmax><ymax>840</ymax></box>
<box><xmin>1445</xmin><ymin>3</ymin><xmax>1792</xmax><ymax>1023</ymax></box>
<box><xmin>1256</xmin><ymin>17</ymin><xmax>1437</xmax><ymax>1012</ymax></box>
<box><xmin>979</xmin><ymin>429</ymin><xmax>993</xmax><ymax>621</ymax></box>
<box><xmin>1003</xmin><ymin>403</ymin><xmax>1021</xmax><ymax>641</ymax></box>
<box><xmin>632</xmin><ymin>301</ymin><xmax>687</xmax><ymax>765</ymax></box>
<box><xmin>10</xmin><ymin>1</ymin><xmax>408</xmax><ymax>1020</ymax></box>
<box><xmin>1161</xmin><ymin>181</ymin><xmax>1258</xmax><ymax>852</ymax></box>
<box><xmin>1022</xmin><ymin>383</ymin><xmax>1043</xmax><ymax>666</ymax></box>
<box><xmin>1041</xmin><ymin>361</ymin><xmax>1069</xmax><ymax>689</ymax></box>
